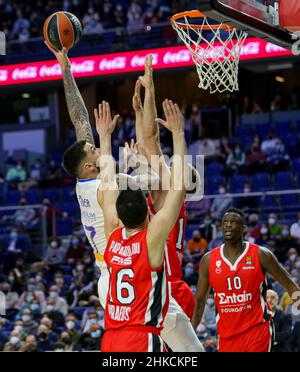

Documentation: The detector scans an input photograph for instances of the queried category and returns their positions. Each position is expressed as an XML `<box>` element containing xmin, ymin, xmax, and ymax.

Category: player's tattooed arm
<box><xmin>259</xmin><ymin>247</ymin><xmax>300</xmax><ymax>302</ymax></box>
<box><xmin>44</xmin><ymin>42</ymin><xmax>95</xmax><ymax>144</ymax></box>
<box><xmin>94</xmin><ymin>101</ymin><xmax>121</xmax><ymax>238</ymax></box>
<box><xmin>192</xmin><ymin>252</ymin><xmax>211</xmax><ymax>329</ymax></box>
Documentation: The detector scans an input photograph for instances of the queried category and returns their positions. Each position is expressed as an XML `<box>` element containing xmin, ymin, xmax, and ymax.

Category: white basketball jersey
<box><xmin>76</xmin><ymin>178</ymin><xmax>107</xmax><ymax>269</ymax></box>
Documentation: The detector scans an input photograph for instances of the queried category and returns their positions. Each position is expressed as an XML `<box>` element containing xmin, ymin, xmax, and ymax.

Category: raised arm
<box><xmin>146</xmin><ymin>100</ymin><xmax>187</xmax><ymax>268</ymax></box>
<box><xmin>45</xmin><ymin>43</ymin><xmax>95</xmax><ymax>144</ymax></box>
<box><xmin>192</xmin><ymin>252</ymin><xmax>211</xmax><ymax>329</ymax></box>
<box><xmin>94</xmin><ymin>101</ymin><xmax>120</xmax><ymax>239</ymax></box>
<box><xmin>259</xmin><ymin>247</ymin><xmax>300</xmax><ymax>302</ymax></box>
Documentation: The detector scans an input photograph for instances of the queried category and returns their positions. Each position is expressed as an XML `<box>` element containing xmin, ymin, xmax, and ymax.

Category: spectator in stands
<box><xmin>16</xmin><ymin>278</ymin><xmax>46</xmax><ymax>309</ymax></box>
<box><xmin>20</xmin><ymin>308</ymin><xmax>38</xmax><ymax>335</ymax></box>
<box><xmin>127</xmin><ymin>0</ymin><xmax>143</xmax><ymax>35</ymax></box>
<box><xmin>45</xmin><ymin>160</ymin><xmax>62</xmax><ymax>187</ymax></box>
<box><xmin>11</xmin><ymin>9</ymin><xmax>30</xmax><ymax>39</ymax></box>
<box><xmin>236</xmin><ymin>182</ymin><xmax>259</xmax><ymax>212</ymax></box>
<box><xmin>82</xmin><ymin>6</ymin><xmax>104</xmax><ymax>36</ymax></box>
<box><xmin>2</xmin><ymin>197</ymin><xmax>37</xmax><ymax>228</ymax></box>
<box><xmin>66</xmin><ymin>236</ymin><xmax>86</xmax><ymax>265</ymax></box>
<box><xmin>50</xmin><ymin>271</ymin><xmax>67</xmax><ymax>296</ymax></box>
<box><xmin>257</xmin><ymin>223</ymin><xmax>270</xmax><ymax>246</ymax></box>
<box><xmin>217</xmin><ymin>135</ymin><xmax>232</xmax><ymax>163</ymax></box>
<box><xmin>77</xmin><ymin>308</ymin><xmax>104</xmax><ymax>351</ymax></box>
<box><xmin>290</xmin><ymin>322</ymin><xmax>300</xmax><ymax>352</ymax></box>
<box><xmin>20</xmin><ymin>335</ymin><xmax>37</xmax><ymax>352</ymax></box>
<box><xmin>283</xmin><ymin>248</ymin><xmax>299</xmax><ymax>272</ymax></box>
<box><xmin>276</xmin><ymin>225</ymin><xmax>294</xmax><ymax>260</ymax></box>
<box><xmin>290</xmin><ymin>213</ymin><xmax>300</xmax><ymax>244</ymax></box>
<box><xmin>42</xmin><ymin>198</ymin><xmax>68</xmax><ymax>236</ymax></box>
<box><xmin>183</xmin><ymin>262</ymin><xmax>198</xmax><ymax>286</ymax></box>
<box><xmin>43</xmin><ymin>297</ymin><xmax>65</xmax><ymax>328</ymax></box>
<box><xmin>3</xmin><ymin>330</ymin><xmax>23</xmax><ymax>352</ymax></box>
<box><xmin>225</xmin><ymin>144</ymin><xmax>245</xmax><ymax>176</ymax></box>
<box><xmin>186</xmin><ymin>198</ymin><xmax>211</xmax><ymax>221</ymax></box>
<box><xmin>266</xmin><ymin>138</ymin><xmax>290</xmax><ymax>172</ymax></box>
<box><xmin>199</xmin><ymin>213</ymin><xmax>215</xmax><ymax>242</ymax></box>
<box><xmin>267</xmin><ymin>289</ymin><xmax>292</xmax><ymax>352</ymax></box>
<box><xmin>64</xmin><ymin>313</ymin><xmax>81</xmax><ymax>346</ymax></box>
<box><xmin>30</xmin><ymin>158</ymin><xmax>45</xmax><ymax>182</ymax></box>
<box><xmin>43</xmin><ymin>238</ymin><xmax>66</xmax><ymax>269</ymax></box>
<box><xmin>210</xmin><ymin>184</ymin><xmax>233</xmax><ymax>220</ymax></box>
<box><xmin>246</xmin><ymin>213</ymin><xmax>261</xmax><ymax>242</ymax></box>
<box><xmin>268</xmin><ymin>213</ymin><xmax>282</xmax><ymax>239</ymax></box>
<box><xmin>208</xmin><ymin>227</ymin><xmax>223</xmax><ymax>251</ymax></box>
<box><xmin>186</xmin><ymin>230</ymin><xmax>208</xmax><ymax>262</ymax></box>
<box><xmin>0</xmin><ymin>282</ymin><xmax>18</xmax><ymax>319</ymax></box>
<box><xmin>36</xmin><ymin>324</ymin><xmax>57</xmax><ymax>352</ymax></box>
<box><xmin>201</xmin><ymin>293</ymin><xmax>217</xmax><ymax>336</ymax></box>
<box><xmin>5</xmin><ymin>160</ymin><xmax>27</xmax><ymax>183</ymax></box>
<box><xmin>261</xmin><ymin>131</ymin><xmax>279</xmax><ymax>154</ymax></box>
<box><xmin>6</xmin><ymin>268</ymin><xmax>23</xmax><ymax>294</ymax></box>
<box><xmin>48</xmin><ymin>285</ymin><xmax>68</xmax><ymax>317</ymax></box>
<box><xmin>203</xmin><ymin>337</ymin><xmax>218</xmax><ymax>352</ymax></box>
<box><xmin>245</xmin><ymin>138</ymin><xmax>267</xmax><ymax>174</ymax></box>
<box><xmin>59</xmin><ymin>331</ymin><xmax>76</xmax><ymax>351</ymax></box>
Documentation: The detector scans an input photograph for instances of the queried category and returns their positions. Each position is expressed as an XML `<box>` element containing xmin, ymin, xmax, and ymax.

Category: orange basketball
<box><xmin>43</xmin><ymin>11</ymin><xmax>82</xmax><ymax>51</ymax></box>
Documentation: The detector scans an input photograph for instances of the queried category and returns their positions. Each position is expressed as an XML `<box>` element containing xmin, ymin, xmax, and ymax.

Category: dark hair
<box><xmin>62</xmin><ymin>140</ymin><xmax>87</xmax><ymax>178</ymax></box>
<box><xmin>116</xmin><ymin>189</ymin><xmax>148</xmax><ymax>229</ymax></box>
<box><xmin>223</xmin><ymin>207</ymin><xmax>245</xmax><ymax>225</ymax></box>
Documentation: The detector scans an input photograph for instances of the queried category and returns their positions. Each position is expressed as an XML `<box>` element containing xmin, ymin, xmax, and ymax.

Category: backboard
<box><xmin>197</xmin><ymin>0</ymin><xmax>297</xmax><ymax>50</ymax></box>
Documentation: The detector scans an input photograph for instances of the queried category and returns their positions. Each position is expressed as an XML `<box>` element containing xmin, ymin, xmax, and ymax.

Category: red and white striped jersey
<box><xmin>147</xmin><ymin>197</ymin><xmax>186</xmax><ymax>281</ymax></box>
<box><xmin>104</xmin><ymin>227</ymin><xmax>169</xmax><ymax>332</ymax></box>
<box><xmin>209</xmin><ymin>242</ymin><xmax>272</xmax><ymax>339</ymax></box>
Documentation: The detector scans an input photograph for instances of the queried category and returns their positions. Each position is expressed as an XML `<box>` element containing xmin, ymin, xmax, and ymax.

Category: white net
<box><xmin>172</xmin><ymin>13</ymin><xmax>248</xmax><ymax>94</ymax></box>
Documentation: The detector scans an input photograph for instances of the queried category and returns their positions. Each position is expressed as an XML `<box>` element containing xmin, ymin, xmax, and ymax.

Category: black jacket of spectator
<box><xmin>271</xmin><ymin>310</ymin><xmax>292</xmax><ymax>352</ymax></box>
<box><xmin>290</xmin><ymin>322</ymin><xmax>300</xmax><ymax>352</ymax></box>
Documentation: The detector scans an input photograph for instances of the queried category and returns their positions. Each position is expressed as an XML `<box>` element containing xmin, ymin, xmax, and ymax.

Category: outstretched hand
<box><xmin>155</xmin><ymin>99</ymin><xmax>184</xmax><ymax>134</ymax></box>
<box><xmin>139</xmin><ymin>54</ymin><xmax>154</xmax><ymax>90</ymax></box>
<box><xmin>123</xmin><ymin>139</ymin><xmax>141</xmax><ymax>172</ymax></box>
<box><xmin>44</xmin><ymin>42</ymin><xmax>71</xmax><ymax>73</ymax></box>
<box><xmin>132</xmin><ymin>79</ymin><xmax>143</xmax><ymax>113</ymax></box>
<box><xmin>94</xmin><ymin>101</ymin><xmax>120</xmax><ymax>138</ymax></box>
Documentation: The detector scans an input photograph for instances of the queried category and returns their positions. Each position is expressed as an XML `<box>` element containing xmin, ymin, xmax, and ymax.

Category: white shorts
<box><xmin>97</xmin><ymin>267</ymin><xmax>109</xmax><ymax>308</ymax></box>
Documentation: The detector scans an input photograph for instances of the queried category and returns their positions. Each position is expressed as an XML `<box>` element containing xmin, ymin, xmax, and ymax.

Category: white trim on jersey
<box><xmin>148</xmin><ymin>333</ymin><xmax>153</xmax><ymax>352</ymax></box>
<box><xmin>164</xmin><ymin>243</ymin><xmax>172</xmax><ymax>277</ymax></box>
<box><xmin>157</xmin><ymin>263</ymin><xmax>167</xmax><ymax>328</ymax></box>
<box><xmin>268</xmin><ymin>323</ymin><xmax>273</xmax><ymax>352</ymax></box>
<box><xmin>216</xmin><ymin>313</ymin><xmax>220</xmax><ymax>325</ymax></box>
<box><xmin>145</xmin><ymin>271</ymin><xmax>158</xmax><ymax>324</ymax></box>
<box><xmin>220</xmin><ymin>241</ymin><xmax>250</xmax><ymax>271</ymax></box>
<box><xmin>259</xmin><ymin>279</ymin><xmax>273</xmax><ymax>319</ymax></box>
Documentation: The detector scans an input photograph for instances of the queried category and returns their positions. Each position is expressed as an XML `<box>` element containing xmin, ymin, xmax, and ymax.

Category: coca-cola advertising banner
<box><xmin>0</xmin><ymin>38</ymin><xmax>292</xmax><ymax>86</ymax></box>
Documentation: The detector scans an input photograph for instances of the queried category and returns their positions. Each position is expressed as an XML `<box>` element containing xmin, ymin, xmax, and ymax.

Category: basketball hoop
<box><xmin>171</xmin><ymin>10</ymin><xmax>248</xmax><ymax>94</ymax></box>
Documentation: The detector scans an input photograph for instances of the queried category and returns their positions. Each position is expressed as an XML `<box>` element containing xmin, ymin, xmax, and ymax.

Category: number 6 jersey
<box><xmin>104</xmin><ymin>227</ymin><xmax>169</xmax><ymax>333</ymax></box>
<box><xmin>209</xmin><ymin>242</ymin><xmax>272</xmax><ymax>339</ymax></box>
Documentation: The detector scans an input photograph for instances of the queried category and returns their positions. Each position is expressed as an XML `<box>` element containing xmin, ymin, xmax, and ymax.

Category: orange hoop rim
<box><xmin>171</xmin><ymin>9</ymin><xmax>235</xmax><ymax>31</ymax></box>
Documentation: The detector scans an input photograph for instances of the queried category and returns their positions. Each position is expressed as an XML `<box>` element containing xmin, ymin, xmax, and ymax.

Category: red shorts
<box><xmin>170</xmin><ymin>279</ymin><xmax>195</xmax><ymax>319</ymax></box>
<box><xmin>218</xmin><ymin>321</ymin><xmax>273</xmax><ymax>352</ymax></box>
<box><xmin>101</xmin><ymin>328</ymin><xmax>166</xmax><ymax>352</ymax></box>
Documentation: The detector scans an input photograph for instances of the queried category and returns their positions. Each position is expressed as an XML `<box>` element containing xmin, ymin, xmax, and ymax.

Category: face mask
<box><xmin>219</xmin><ymin>188</ymin><xmax>226</xmax><ymax>194</ymax></box>
<box><xmin>193</xmin><ymin>237</ymin><xmax>200</xmax><ymax>242</ymax></box>
<box><xmin>91</xmin><ymin>330</ymin><xmax>101</xmax><ymax>339</ymax></box>
<box><xmin>8</xmin><ymin>276</ymin><xmax>15</xmax><ymax>282</ymax></box>
<box><xmin>72</xmin><ymin>239</ymin><xmax>79</xmax><ymax>245</ymax></box>
<box><xmin>26</xmin><ymin>295</ymin><xmax>34</xmax><ymax>303</ymax></box>
<box><xmin>10</xmin><ymin>336</ymin><xmax>20</xmax><ymax>346</ymax></box>
<box><xmin>89</xmin><ymin>319</ymin><xmax>97</xmax><ymax>325</ymax></box>
<box><xmin>27</xmin><ymin>284</ymin><xmax>36</xmax><ymax>292</ymax></box>
<box><xmin>244</xmin><ymin>188</ymin><xmax>251</xmax><ymax>193</ymax></box>
<box><xmin>22</xmin><ymin>315</ymin><xmax>31</xmax><ymax>323</ymax></box>
<box><xmin>55</xmin><ymin>278</ymin><xmax>63</xmax><ymax>285</ymax></box>
<box><xmin>16</xmin><ymin>165</ymin><xmax>22</xmax><ymax>170</ymax></box>
<box><xmin>185</xmin><ymin>268</ymin><xmax>194</xmax><ymax>277</ymax></box>
<box><xmin>66</xmin><ymin>321</ymin><xmax>75</xmax><ymax>330</ymax></box>
<box><xmin>46</xmin><ymin>305</ymin><xmax>55</xmax><ymax>312</ymax></box>
<box><xmin>268</xmin><ymin>218</ymin><xmax>276</xmax><ymax>226</ymax></box>
<box><xmin>295</xmin><ymin>261</ymin><xmax>300</xmax><ymax>269</ymax></box>
<box><xmin>282</xmin><ymin>230</ymin><xmax>289</xmax><ymax>237</ymax></box>
<box><xmin>235</xmin><ymin>149</ymin><xmax>241</xmax><ymax>154</ymax></box>
<box><xmin>260</xmin><ymin>228</ymin><xmax>268</xmax><ymax>235</ymax></box>
<box><xmin>290</xmin><ymin>254</ymin><xmax>297</xmax><ymax>262</ymax></box>
<box><xmin>49</xmin><ymin>292</ymin><xmax>58</xmax><ymax>299</ymax></box>
<box><xmin>76</xmin><ymin>265</ymin><xmax>84</xmax><ymax>272</ymax></box>
<box><xmin>51</xmin><ymin>242</ymin><xmax>58</xmax><ymax>249</ymax></box>
<box><xmin>204</xmin><ymin>220</ymin><xmax>212</xmax><ymax>226</ymax></box>
<box><xmin>31</xmin><ymin>304</ymin><xmax>40</xmax><ymax>312</ymax></box>
<box><xmin>217</xmin><ymin>232</ymin><xmax>223</xmax><ymax>239</ymax></box>
<box><xmin>83</xmin><ymin>259</ymin><xmax>91</xmax><ymax>264</ymax></box>
<box><xmin>35</xmin><ymin>275</ymin><xmax>42</xmax><ymax>282</ymax></box>
<box><xmin>14</xmin><ymin>326</ymin><xmax>23</xmax><ymax>333</ymax></box>
<box><xmin>207</xmin><ymin>298</ymin><xmax>214</xmax><ymax>306</ymax></box>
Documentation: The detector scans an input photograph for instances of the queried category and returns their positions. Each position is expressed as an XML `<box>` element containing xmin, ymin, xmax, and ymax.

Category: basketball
<box><xmin>43</xmin><ymin>11</ymin><xmax>82</xmax><ymax>51</ymax></box>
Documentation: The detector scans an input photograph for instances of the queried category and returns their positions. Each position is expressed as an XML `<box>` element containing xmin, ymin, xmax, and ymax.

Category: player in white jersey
<box><xmin>47</xmin><ymin>45</ymin><xmax>158</xmax><ymax>308</ymax></box>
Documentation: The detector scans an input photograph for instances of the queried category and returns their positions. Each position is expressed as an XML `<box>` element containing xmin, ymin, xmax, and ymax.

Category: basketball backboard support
<box><xmin>197</xmin><ymin>0</ymin><xmax>297</xmax><ymax>50</ymax></box>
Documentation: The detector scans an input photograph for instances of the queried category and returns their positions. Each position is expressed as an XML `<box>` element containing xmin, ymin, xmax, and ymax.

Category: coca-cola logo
<box><xmin>39</xmin><ymin>64</ymin><xmax>62</xmax><ymax>77</ymax></box>
<box><xmin>12</xmin><ymin>66</ymin><xmax>37</xmax><ymax>80</ymax></box>
<box><xmin>163</xmin><ymin>50</ymin><xmax>190</xmax><ymax>64</ymax></box>
<box><xmin>265</xmin><ymin>42</ymin><xmax>286</xmax><ymax>54</ymax></box>
<box><xmin>241</xmin><ymin>42</ymin><xmax>260</xmax><ymax>56</ymax></box>
<box><xmin>0</xmin><ymin>69</ymin><xmax>8</xmax><ymax>81</ymax></box>
<box><xmin>99</xmin><ymin>57</ymin><xmax>126</xmax><ymax>71</ymax></box>
<box><xmin>130</xmin><ymin>54</ymin><xmax>158</xmax><ymax>68</ymax></box>
<box><xmin>71</xmin><ymin>60</ymin><xmax>95</xmax><ymax>74</ymax></box>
